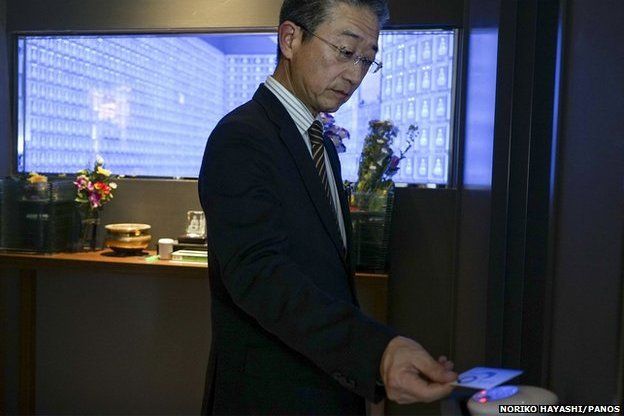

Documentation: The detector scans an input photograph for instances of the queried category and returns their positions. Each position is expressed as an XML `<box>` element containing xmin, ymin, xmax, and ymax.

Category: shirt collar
<box><xmin>265</xmin><ymin>76</ymin><xmax>319</xmax><ymax>136</ymax></box>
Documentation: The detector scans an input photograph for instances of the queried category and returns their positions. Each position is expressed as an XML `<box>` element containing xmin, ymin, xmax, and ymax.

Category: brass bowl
<box><xmin>104</xmin><ymin>223</ymin><xmax>152</xmax><ymax>253</ymax></box>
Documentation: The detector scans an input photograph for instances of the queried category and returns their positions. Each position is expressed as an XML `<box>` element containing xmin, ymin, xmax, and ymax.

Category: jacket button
<box><xmin>332</xmin><ymin>371</ymin><xmax>356</xmax><ymax>390</ymax></box>
<box><xmin>332</xmin><ymin>371</ymin><xmax>343</xmax><ymax>381</ymax></box>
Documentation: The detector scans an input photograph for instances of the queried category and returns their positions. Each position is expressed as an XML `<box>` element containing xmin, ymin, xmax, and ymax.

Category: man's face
<box><xmin>288</xmin><ymin>3</ymin><xmax>380</xmax><ymax>114</ymax></box>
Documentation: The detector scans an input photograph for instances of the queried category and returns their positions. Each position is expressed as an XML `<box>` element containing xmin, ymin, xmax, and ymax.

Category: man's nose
<box><xmin>342</xmin><ymin>61</ymin><xmax>366</xmax><ymax>85</ymax></box>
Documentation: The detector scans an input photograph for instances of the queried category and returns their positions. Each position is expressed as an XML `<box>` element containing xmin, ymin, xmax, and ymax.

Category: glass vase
<box><xmin>349</xmin><ymin>188</ymin><xmax>395</xmax><ymax>273</ymax></box>
<box><xmin>80</xmin><ymin>209</ymin><xmax>101</xmax><ymax>251</ymax></box>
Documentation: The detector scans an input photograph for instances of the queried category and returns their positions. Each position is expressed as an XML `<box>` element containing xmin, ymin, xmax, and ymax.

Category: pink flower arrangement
<box><xmin>74</xmin><ymin>156</ymin><xmax>117</xmax><ymax>211</ymax></box>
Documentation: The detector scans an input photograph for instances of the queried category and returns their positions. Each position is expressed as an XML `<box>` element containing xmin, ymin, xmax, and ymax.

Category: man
<box><xmin>198</xmin><ymin>0</ymin><xmax>457</xmax><ymax>414</ymax></box>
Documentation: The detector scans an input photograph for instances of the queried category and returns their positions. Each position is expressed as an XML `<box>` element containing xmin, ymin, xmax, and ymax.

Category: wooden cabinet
<box><xmin>0</xmin><ymin>251</ymin><xmax>387</xmax><ymax>414</ymax></box>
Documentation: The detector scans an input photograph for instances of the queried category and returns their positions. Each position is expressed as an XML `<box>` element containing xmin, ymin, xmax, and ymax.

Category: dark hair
<box><xmin>276</xmin><ymin>0</ymin><xmax>389</xmax><ymax>62</ymax></box>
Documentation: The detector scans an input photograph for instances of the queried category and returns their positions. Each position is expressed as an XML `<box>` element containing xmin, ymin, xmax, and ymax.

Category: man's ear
<box><xmin>277</xmin><ymin>20</ymin><xmax>301</xmax><ymax>60</ymax></box>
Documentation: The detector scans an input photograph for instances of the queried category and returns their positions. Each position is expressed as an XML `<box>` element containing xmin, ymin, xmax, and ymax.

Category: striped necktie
<box><xmin>309</xmin><ymin>120</ymin><xmax>346</xmax><ymax>254</ymax></box>
<box><xmin>308</xmin><ymin>120</ymin><xmax>336</xmax><ymax>213</ymax></box>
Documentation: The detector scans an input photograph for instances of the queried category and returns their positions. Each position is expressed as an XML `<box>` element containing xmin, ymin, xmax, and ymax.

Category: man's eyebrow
<box><xmin>340</xmin><ymin>29</ymin><xmax>379</xmax><ymax>53</ymax></box>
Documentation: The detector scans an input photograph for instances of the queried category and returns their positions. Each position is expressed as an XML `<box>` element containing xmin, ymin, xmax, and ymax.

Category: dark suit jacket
<box><xmin>198</xmin><ymin>84</ymin><xmax>397</xmax><ymax>415</ymax></box>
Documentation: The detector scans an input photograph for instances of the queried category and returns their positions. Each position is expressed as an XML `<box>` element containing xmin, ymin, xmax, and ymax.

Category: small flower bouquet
<box><xmin>27</xmin><ymin>172</ymin><xmax>48</xmax><ymax>184</ymax></box>
<box><xmin>74</xmin><ymin>156</ymin><xmax>117</xmax><ymax>211</ymax></box>
<box><xmin>74</xmin><ymin>156</ymin><xmax>117</xmax><ymax>250</ymax></box>
<box><xmin>22</xmin><ymin>172</ymin><xmax>75</xmax><ymax>202</ymax></box>
<box><xmin>23</xmin><ymin>172</ymin><xmax>49</xmax><ymax>201</ymax></box>
<box><xmin>351</xmin><ymin>120</ymin><xmax>418</xmax><ymax>211</ymax></box>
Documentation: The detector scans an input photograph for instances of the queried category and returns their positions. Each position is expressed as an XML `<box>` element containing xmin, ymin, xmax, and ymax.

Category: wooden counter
<box><xmin>0</xmin><ymin>250</ymin><xmax>206</xmax><ymax>279</ymax></box>
<box><xmin>0</xmin><ymin>250</ymin><xmax>387</xmax><ymax>414</ymax></box>
<box><xmin>0</xmin><ymin>250</ymin><xmax>388</xmax><ymax>279</ymax></box>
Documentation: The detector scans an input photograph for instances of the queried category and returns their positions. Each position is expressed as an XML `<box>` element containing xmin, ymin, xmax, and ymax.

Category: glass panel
<box><xmin>16</xmin><ymin>30</ymin><xmax>456</xmax><ymax>184</ymax></box>
<box><xmin>334</xmin><ymin>30</ymin><xmax>456</xmax><ymax>185</ymax></box>
<box><xmin>16</xmin><ymin>34</ymin><xmax>277</xmax><ymax>178</ymax></box>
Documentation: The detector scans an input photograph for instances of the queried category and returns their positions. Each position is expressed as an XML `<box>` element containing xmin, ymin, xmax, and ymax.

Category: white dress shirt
<box><xmin>264</xmin><ymin>76</ymin><xmax>347</xmax><ymax>247</ymax></box>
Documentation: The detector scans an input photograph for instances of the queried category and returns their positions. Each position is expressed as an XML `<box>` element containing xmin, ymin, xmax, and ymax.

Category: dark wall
<box><xmin>388</xmin><ymin>0</ymin><xmax>463</xmax><ymax>28</ymax></box>
<box><xmin>388</xmin><ymin>188</ymin><xmax>458</xmax><ymax>415</ymax></box>
<box><xmin>100</xmin><ymin>179</ymin><xmax>202</xmax><ymax>249</ymax></box>
<box><xmin>548</xmin><ymin>0</ymin><xmax>624</xmax><ymax>404</ymax></box>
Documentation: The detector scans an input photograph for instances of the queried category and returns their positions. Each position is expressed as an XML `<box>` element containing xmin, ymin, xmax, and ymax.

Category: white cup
<box><xmin>158</xmin><ymin>238</ymin><xmax>175</xmax><ymax>260</ymax></box>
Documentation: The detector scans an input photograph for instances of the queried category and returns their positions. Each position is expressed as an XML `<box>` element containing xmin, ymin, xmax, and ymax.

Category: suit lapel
<box><xmin>324</xmin><ymin>137</ymin><xmax>358</xmax><ymax>301</ymax></box>
<box><xmin>253</xmin><ymin>85</ymin><xmax>346</xmax><ymax>261</ymax></box>
<box><xmin>323</xmin><ymin>137</ymin><xmax>353</xmax><ymax>255</ymax></box>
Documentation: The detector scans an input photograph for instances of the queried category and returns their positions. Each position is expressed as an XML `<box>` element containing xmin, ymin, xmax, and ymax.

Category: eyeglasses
<box><xmin>298</xmin><ymin>24</ymin><xmax>383</xmax><ymax>74</ymax></box>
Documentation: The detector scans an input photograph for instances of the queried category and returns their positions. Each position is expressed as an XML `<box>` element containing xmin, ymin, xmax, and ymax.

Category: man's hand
<box><xmin>380</xmin><ymin>336</ymin><xmax>457</xmax><ymax>404</ymax></box>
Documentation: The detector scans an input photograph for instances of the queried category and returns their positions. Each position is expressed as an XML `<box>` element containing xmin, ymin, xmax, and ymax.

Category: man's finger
<box><xmin>419</xmin><ymin>358</ymin><xmax>458</xmax><ymax>384</ymax></box>
<box><xmin>401</xmin><ymin>370</ymin><xmax>456</xmax><ymax>403</ymax></box>
<box><xmin>437</xmin><ymin>356</ymin><xmax>455</xmax><ymax>370</ymax></box>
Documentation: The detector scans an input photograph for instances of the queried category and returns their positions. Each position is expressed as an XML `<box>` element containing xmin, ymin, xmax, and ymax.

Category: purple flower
<box><xmin>385</xmin><ymin>155</ymin><xmax>401</xmax><ymax>177</ymax></box>
<box><xmin>389</xmin><ymin>155</ymin><xmax>400</xmax><ymax>170</ymax></box>
<box><xmin>74</xmin><ymin>175</ymin><xmax>89</xmax><ymax>190</ymax></box>
<box><xmin>88</xmin><ymin>192</ymin><xmax>101</xmax><ymax>208</ymax></box>
<box><xmin>330</xmin><ymin>139</ymin><xmax>347</xmax><ymax>153</ymax></box>
<box><xmin>336</xmin><ymin>127</ymin><xmax>350</xmax><ymax>140</ymax></box>
<box><xmin>319</xmin><ymin>112</ymin><xmax>335</xmax><ymax>128</ymax></box>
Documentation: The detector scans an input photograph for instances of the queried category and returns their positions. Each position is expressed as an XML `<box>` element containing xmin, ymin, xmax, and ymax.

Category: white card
<box><xmin>451</xmin><ymin>367</ymin><xmax>523</xmax><ymax>390</ymax></box>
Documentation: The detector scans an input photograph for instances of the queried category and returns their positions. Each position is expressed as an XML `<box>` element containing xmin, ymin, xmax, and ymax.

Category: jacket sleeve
<box><xmin>198</xmin><ymin>120</ymin><xmax>398</xmax><ymax>402</ymax></box>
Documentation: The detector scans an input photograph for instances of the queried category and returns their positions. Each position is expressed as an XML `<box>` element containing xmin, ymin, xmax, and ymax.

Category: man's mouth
<box><xmin>332</xmin><ymin>90</ymin><xmax>349</xmax><ymax>99</ymax></box>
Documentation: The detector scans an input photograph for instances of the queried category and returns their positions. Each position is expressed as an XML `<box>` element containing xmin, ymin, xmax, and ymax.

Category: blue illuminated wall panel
<box><xmin>334</xmin><ymin>30</ymin><xmax>455</xmax><ymax>184</ymax></box>
<box><xmin>17</xmin><ymin>30</ymin><xmax>456</xmax><ymax>184</ymax></box>
<box><xmin>18</xmin><ymin>36</ymin><xmax>228</xmax><ymax>177</ymax></box>
<box><xmin>225</xmin><ymin>55</ymin><xmax>278</xmax><ymax>109</ymax></box>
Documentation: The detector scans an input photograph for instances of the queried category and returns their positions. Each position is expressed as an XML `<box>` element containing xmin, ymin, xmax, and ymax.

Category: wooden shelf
<box><xmin>0</xmin><ymin>250</ymin><xmax>205</xmax><ymax>278</ymax></box>
<box><xmin>0</xmin><ymin>250</ymin><xmax>388</xmax><ymax>280</ymax></box>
